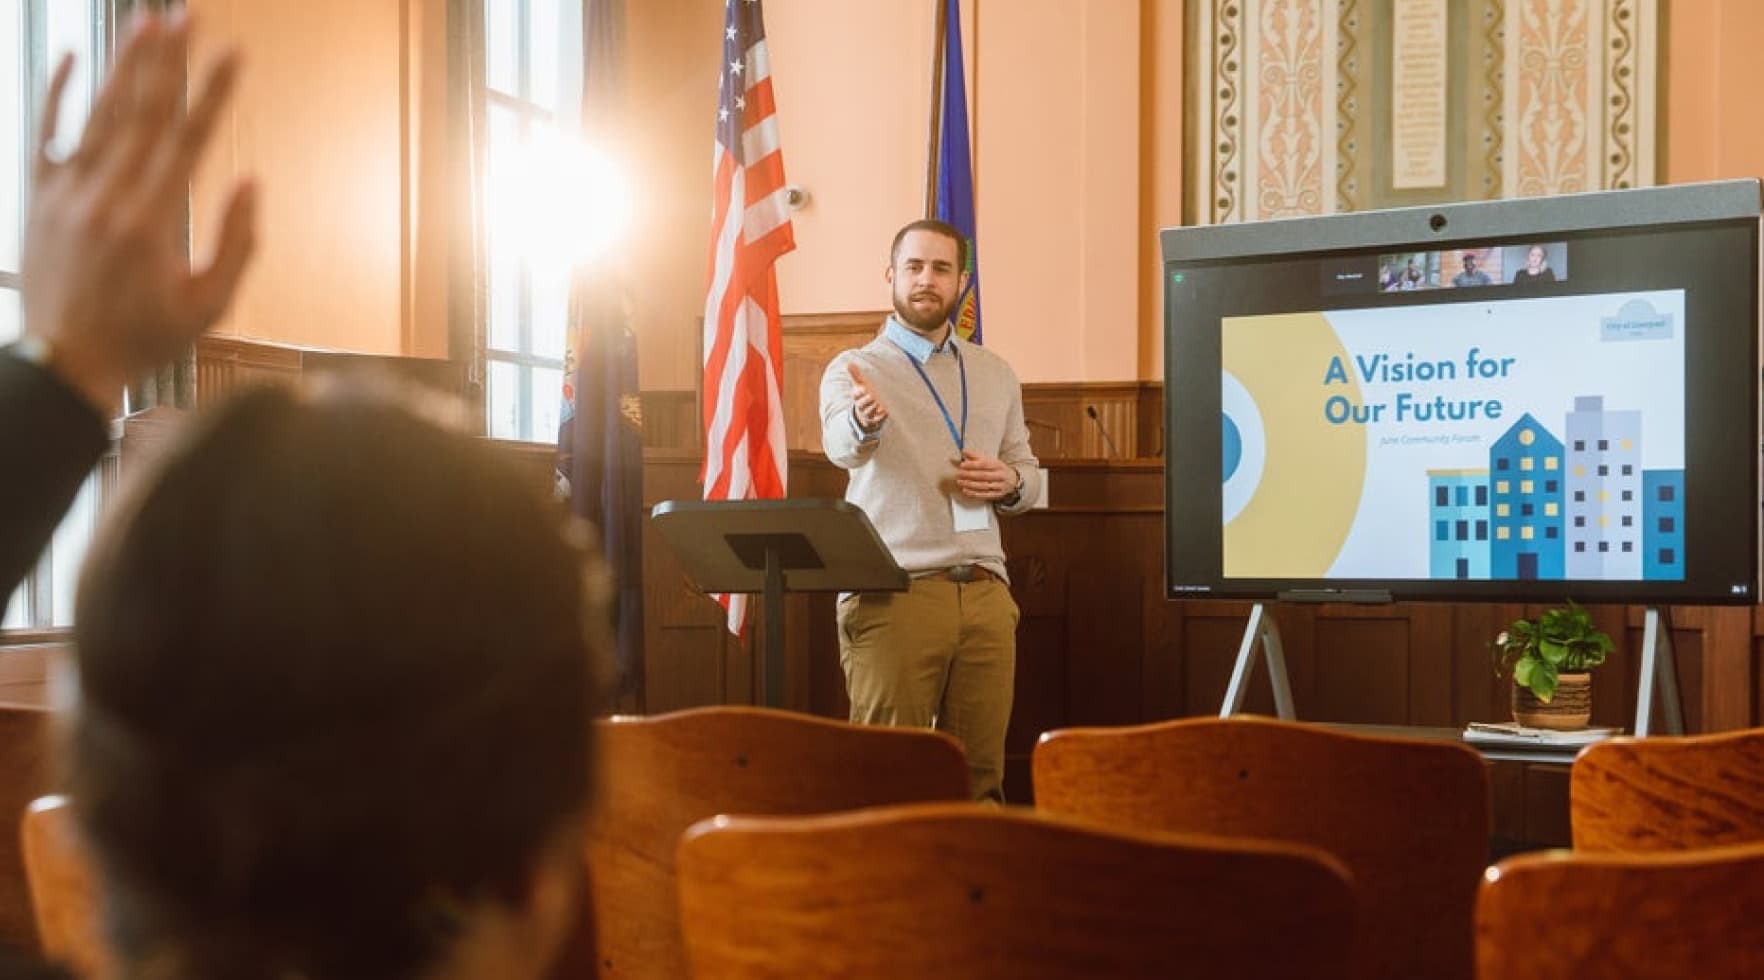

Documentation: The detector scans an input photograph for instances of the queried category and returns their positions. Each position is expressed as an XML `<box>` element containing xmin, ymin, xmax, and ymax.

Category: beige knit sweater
<box><xmin>818</xmin><ymin>322</ymin><xmax>1042</xmax><ymax>582</ymax></box>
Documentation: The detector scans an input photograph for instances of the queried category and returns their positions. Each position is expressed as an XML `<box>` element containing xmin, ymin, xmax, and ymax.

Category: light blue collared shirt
<box><xmin>850</xmin><ymin>317</ymin><xmax>958</xmax><ymax>442</ymax></box>
<box><xmin>883</xmin><ymin>315</ymin><xmax>957</xmax><ymax>364</ymax></box>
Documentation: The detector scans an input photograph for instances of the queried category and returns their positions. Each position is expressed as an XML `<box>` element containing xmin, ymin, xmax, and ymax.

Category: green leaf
<box><xmin>1513</xmin><ymin>658</ymin><xmax>1535</xmax><ymax>688</ymax></box>
<box><xmin>1538</xmin><ymin>638</ymin><xmax>1568</xmax><ymax>665</ymax></box>
<box><xmin>1532</xmin><ymin>661</ymin><xmax>1560</xmax><ymax>701</ymax></box>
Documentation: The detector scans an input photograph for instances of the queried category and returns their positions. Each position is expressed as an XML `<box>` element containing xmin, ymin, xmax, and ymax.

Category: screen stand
<box><xmin>1219</xmin><ymin>602</ymin><xmax>1296</xmax><ymax>720</ymax></box>
<box><xmin>1633</xmin><ymin>606</ymin><xmax>1685</xmax><ymax>736</ymax></box>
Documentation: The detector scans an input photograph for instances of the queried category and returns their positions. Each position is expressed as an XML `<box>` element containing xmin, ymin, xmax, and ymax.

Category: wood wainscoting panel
<box><xmin>640</xmin><ymin>391</ymin><xmax>699</xmax><ymax>451</ymax></box>
<box><xmin>0</xmin><ymin>645</ymin><xmax>54</xmax><ymax>708</ymax></box>
<box><xmin>194</xmin><ymin>335</ymin><xmax>465</xmax><ymax>405</ymax></box>
<box><xmin>194</xmin><ymin>334</ymin><xmax>305</xmax><ymax>400</ymax></box>
<box><xmin>780</xmin><ymin>311</ymin><xmax>886</xmax><ymax>454</ymax></box>
<box><xmin>1021</xmin><ymin>382</ymin><xmax>1143</xmax><ymax>460</ymax></box>
<box><xmin>777</xmin><ymin>313</ymin><xmax>1157</xmax><ymax>461</ymax></box>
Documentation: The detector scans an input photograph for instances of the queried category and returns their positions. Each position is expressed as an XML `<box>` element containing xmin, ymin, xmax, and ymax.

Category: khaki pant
<box><xmin>837</xmin><ymin>577</ymin><xmax>1019</xmax><ymax>802</ymax></box>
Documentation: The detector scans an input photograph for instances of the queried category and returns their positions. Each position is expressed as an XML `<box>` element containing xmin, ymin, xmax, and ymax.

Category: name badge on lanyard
<box><xmin>897</xmin><ymin>340</ymin><xmax>992</xmax><ymax>533</ymax></box>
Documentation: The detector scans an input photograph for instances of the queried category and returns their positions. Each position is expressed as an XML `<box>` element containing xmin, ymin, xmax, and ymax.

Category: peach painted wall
<box><xmin>627</xmin><ymin>0</ymin><xmax>955</xmax><ymax>391</ymax></box>
<box><xmin>1663</xmin><ymin>0</ymin><xmax>1764</xmax><ymax>185</ymax></box>
<box><xmin>184</xmin><ymin>0</ymin><xmax>1760</xmax><ymax>389</ymax></box>
<box><xmin>188</xmin><ymin>0</ymin><xmax>412</xmax><ymax>356</ymax></box>
<box><xmin>632</xmin><ymin>0</ymin><xmax>1163</xmax><ymax>387</ymax></box>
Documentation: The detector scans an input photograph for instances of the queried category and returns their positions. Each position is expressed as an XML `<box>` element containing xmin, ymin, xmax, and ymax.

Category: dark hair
<box><xmin>69</xmin><ymin>383</ymin><xmax>608</xmax><ymax>979</ymax></box>
<box><xmin>890</xmin><ymin>218</ymin><xmax>968</xmax><ymax>273</ymax></box>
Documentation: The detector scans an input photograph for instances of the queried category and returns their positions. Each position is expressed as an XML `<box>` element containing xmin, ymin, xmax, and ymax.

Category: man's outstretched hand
<box><xmin>22</xmin><ymin>11</ymin><xmax>255</xmax><ymax>414</ymax></box>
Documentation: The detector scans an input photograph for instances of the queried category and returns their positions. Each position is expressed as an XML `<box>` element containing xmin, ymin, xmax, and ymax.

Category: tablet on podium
<box><xmin>651</xmin><ymin>499</ymin><xmax>907</xmax><ymax>707</ymax></box>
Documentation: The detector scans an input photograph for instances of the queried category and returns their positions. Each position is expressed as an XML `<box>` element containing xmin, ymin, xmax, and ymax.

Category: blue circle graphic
<box><xmin>1222</xmin><ymin>412</ymin><xmax>1243</xmax><ymax>482</ymax></box>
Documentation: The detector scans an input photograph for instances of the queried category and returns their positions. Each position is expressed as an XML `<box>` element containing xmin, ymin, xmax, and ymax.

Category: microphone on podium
<box><xmin>1085</xmin><ymin>405</ymin><xmax>1123</xmax><ymax>459</ymax></box>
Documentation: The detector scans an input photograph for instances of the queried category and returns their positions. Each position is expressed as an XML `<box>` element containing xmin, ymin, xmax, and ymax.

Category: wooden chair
<box><xmin>1571</xmin><ymin>728</ymin><xmax>1764</xmax><ymax>852</ymax></box>
<box><xmin>19</xmin><ymin>796</ymin><xmax>107</xmax><ymax>979</ymax></box>
<box><xmin>1476</xmin><ymin>840</ymin><xmax>1764</xmax><ymax>979</ymax></box>
<box><xmin>0</xmin><ymin>703</ymin><xmax>52</xmax><ymax>952</ymax></box>
<box><xmin>584</xmin><ymin>706</ymin><xmax>970</xmax><ymax>979</ymax></box>
<box><xmin>675</xmin><ymin>801</ymin><xmax>1353</xmax><ymax>980</ymax></box>
<box><xmin>1033</xmin><ymin>715</ymin><xmax>1489</xmax><ymax>980</ymax></box>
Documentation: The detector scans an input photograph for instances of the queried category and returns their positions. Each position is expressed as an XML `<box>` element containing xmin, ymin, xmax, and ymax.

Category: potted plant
<box><xmin>1491</xmin><ymin>601</ymin><xmax>1614</xmax><ymax>730</ymax></box>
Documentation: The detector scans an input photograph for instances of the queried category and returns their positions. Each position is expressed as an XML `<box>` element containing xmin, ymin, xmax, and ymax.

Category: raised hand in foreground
<box><xmin>22</xmin><ymin>11</ymin><xmax>255</xmax><ymax>414</ymax></box>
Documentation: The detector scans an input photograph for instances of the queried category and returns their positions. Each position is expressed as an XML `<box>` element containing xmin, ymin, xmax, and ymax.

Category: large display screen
<box><xmin>1163</xmin><ymin>182</ymin><xmax>1760</xmax><ymax>604</ymax></box>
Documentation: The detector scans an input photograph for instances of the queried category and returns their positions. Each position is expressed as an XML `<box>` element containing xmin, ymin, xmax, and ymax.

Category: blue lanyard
<box><xmin>895</xmin><ymin>339</ymin><xmax>967</xmax><ymax>452</ymax></box>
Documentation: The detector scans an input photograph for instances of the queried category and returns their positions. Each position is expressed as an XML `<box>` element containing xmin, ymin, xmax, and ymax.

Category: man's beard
<box><xmin>893</xmin><ymin>287</ymin><xmax>956</xmax><ymax>333</ymax></box>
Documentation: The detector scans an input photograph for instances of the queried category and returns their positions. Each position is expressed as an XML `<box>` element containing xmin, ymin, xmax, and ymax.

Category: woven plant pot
<box><xmin>1511</xmin><ymin>672</ymin><xmax>1592</xmax><ymax>730</ymax></box>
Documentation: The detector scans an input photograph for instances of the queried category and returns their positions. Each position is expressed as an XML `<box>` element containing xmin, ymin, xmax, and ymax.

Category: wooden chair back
<box><xmin>19</xmin><ymin>796</ymin><xmax>106</xmax><ymax>979</ymax></box>
<box><xmin>676</xmin><ymin>801</ymin><xmax>1354</xmax><ymax>980</ymax></box>
<box><xmin>1571</xmin><ymin>728</ymin><xmax>1764</xmax><ymax>852</ymax></box>
<box><xmin>1476</xmin><ymin>841</ymin><xmax>1764</xmax><ymax>979</ymax></box>
<box><xmin>1033</xmin><ymin>715</ymin><xmax>1489</xmax><ymax>980</ymax></box>
<box><xmin>0</xmin><ymin>703</ymin><xmax>52</xmax><ymax>951</ymax></box>
<box><xmin>585</xmin><ymin>706</ymin><xmax>970</xmax><ymax>979</ymax></box>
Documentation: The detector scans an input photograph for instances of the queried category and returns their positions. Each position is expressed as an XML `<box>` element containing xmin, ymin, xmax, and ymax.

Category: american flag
<box><xmin>701</xmin><ymin>0</ymin><xmax>795</xmax><ymax>635</ymax></box>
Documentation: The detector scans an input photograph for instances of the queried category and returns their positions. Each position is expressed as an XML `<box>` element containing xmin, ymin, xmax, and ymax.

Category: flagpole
<box><xmin>924</xmin><ymin>0</ymin><xmax>948</xmax><ymax>218</ymax></box>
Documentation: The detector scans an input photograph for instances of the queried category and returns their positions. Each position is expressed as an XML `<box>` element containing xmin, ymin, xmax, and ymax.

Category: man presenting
<box><xmin>818</xmin><ymin>219</ymin><xmax>1041</xmax><ymax>802</ymax></box>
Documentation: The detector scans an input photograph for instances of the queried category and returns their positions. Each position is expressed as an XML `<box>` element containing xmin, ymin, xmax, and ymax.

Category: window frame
<box><xmin>3</xmin><ymin>0</ymin><xmax>107</xmax><ymax>637</ymax></box>
<box><xmin>481</xmin><ymin>0</ymin><xmax>578</xmax><ymax>444</ymax></box>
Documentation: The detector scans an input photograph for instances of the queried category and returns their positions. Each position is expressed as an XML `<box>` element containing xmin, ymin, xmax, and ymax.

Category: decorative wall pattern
<box><xmin>1248</xmin><ymin>0</ymin><xmax>1335</xmax><ymax>218</ymax></box>
<box><xmin>1336</xmin><ymin>0</ymin><xmax>1361</xmax><ymax>211</ymax></box>
<box><xmin>1480</xmin><ymin>0</ymin><xmax>1506</xmax><ymax>198</ymax></box>
<box><xmin>1505</xmin><ymin>0</ymin><xmax>1597</xmax><ymax>197</ymax></box>
<box><xmin>1188</xmin><ymin>0</ymin><xmax>1656</xmax><ymax>221</ymax></box>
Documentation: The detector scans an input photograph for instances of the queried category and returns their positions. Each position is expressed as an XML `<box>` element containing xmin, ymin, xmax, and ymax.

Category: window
<box><xmin>1573</xmin><ymin>440</ymin><xmax>1585</xmax><ymax>451</ymax></box>
<box><xmin>1575</xmin><ymin>542</ymin><xmax>1585</xmax><ymax>552</ymax></box>
<box><xmin>1521</xmin><ymin>502</ymin><xmax>1533</xmax><ymax>517</ymax></box>
<box><xmin>4</xmin><ymin>2</ymin><xmax>100</xmax><ymax>632</ymax></box>
<box><xmin>1545</xmin><ymin>480</ymin><xmax>1557</xmax><ymax>493</ymax></box>
<box><xmin>1435</xmin><ymin>520</ymin><xmax>1448</xmax><ymax>541</ymax></box>
<box><xmin>1660</xmin><ymin>548</ymin><xmax>1676</xmax><ymax>565</ymax></box>
<box><xmin>1659</xmin><ymin>516</ymin><xmax>1675</xmax><ymax>533</ymax></box>
<box><xmin>1454</xmin><ymin>485</ymin><xmax>1467</xmax><ymax>507</ymax></box>
<box><xmin>1545</xmin><ymin>526</ymin><xmax>1558</xmax><ymax>539</ymax></box>
<box><xmin>1574</xmin><ymin>516</ymin><xmax>1585</xmax><ymax>528</ymax></box>
<box><xmin>1622</xmin><ymin>490</ymin><xmax>1633</xmax><ymax>501</ymax></box>
<box><xmin>1475</xmin><ymin>520</ymin><xmax>1488</xmax><ymax>540</ymax></box>
<box><xmin>1621</xmin><ymin>464</ymin><xmax>1632</xmax><ymax>476</ymax></box>
<box><xmin>1435</xmin><ymin>486</ymin><xmax>1448</xmax><ymax>507</ymax></box>
<box><xmin>1598</xmin><ymin>439</ymin><xmax>1608</xmax><ymax>451</ymax></box>
<box><xmin>482</xmin><ymin>0</ymin><xmax>586</xmax><ymax>442</ymax></box>
<box><xmin>1496</xmin><ymin>458</ymin><xmax>1510</xmax><ymax>471</ymax></box>
<box><xmin>1455</xmin><ymin>520</ymin><xmax>1468</xmax><ymax>541</ymax></box>
<box><xmin>1597</xmin><ymin>464</ymin><xmax>1608</xmax><ymax>476</ymax></box>
<box><xmin>1622</xmin><ymin>541</ymin><xmax>1632</xmax><ymax>553</ymax></box>
<box><xmin>1658</xmin><ymin>484</ymin><xmax>1676</xmax><ymax>502</ymax></box>
<box><xmin>1475</xmin><ymin>485</ymin><xmax>1487</xmax><ymax>506</ymax></box>
<box><xmin>1574</xmin><ymin>490</ymin><xmax>1585</xmax><ymax>502</ymax></box>
<box><xmin>1598</xmin><ymin>542</ymin><xmax>1609</xmax><ymax>553</ymax></box>
<box><xmin>1621</xmin><ymin>515</ymin><xmax>1632</xmax><ymax>527</ymax></box>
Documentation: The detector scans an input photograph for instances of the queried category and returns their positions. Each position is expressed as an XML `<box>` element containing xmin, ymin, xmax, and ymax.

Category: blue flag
<box><xmin>934</xmin><ymin>0</ymin><xmax>982</xmax><ymax>344</ymax></box>
<box><xmin>557</xmin><ymin>0</ymin><xmax>642</xmax><ymax>699</ymax></box>
<box><xmin>558</xmin><ymin>276</ymin><xmax>644</xmax><ymax>700</ymax></box>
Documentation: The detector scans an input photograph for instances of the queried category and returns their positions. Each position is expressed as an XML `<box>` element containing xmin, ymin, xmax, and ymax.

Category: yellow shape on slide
<box><xmin>1222</xmin><ymin>312</ymin><xmax>1366</xmax><ymax>577</ymax></box>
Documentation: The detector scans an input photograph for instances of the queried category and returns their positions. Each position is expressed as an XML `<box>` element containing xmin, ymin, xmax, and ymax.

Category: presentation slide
<box><xmin>1221</xmin><ymin>290</ymin><xmax>1686</xmax><ymax>583</ymax></box>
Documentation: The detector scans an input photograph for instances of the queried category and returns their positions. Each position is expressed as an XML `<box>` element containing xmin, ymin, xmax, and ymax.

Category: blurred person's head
<box><xmin>1527</xmin><ymin>245</ymin><xmax>1547</xmax><ymax>272</ymax></box>
<box><xmin>68</xmin><ymin>382</ymin><xmax>609</xmax><ymax>980</ymax></box>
